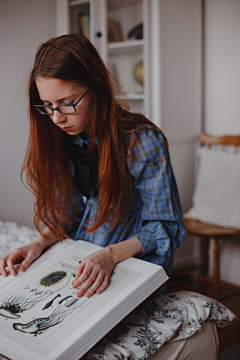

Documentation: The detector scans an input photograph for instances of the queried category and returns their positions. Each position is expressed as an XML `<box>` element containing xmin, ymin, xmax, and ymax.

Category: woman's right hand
<box><xmin>0</xmin><ymin>227</ymin><xmax>58</xmax><ymax>277</ymax></box>
<box><xmin>0</xmin><ymin>242</ymin><xmax>43</xmax><ymax>277</ymax></box>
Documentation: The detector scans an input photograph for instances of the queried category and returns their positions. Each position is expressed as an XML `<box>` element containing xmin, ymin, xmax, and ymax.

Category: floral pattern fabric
<box><xmin>83</xmin><ymin>291</ymin><xmax>236</xmax><ymax>360</ymax></box>
<box><xmin>0</xmin><ymin>220</ymin><xmax>236</xmax><ymax>360</ymax></box>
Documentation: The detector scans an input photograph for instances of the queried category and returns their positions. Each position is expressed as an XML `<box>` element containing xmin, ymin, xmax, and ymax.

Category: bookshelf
<box><xmin>56</xmin><ymin>0</ymin><xmax>152</xmax><ymax>118</ymax></box>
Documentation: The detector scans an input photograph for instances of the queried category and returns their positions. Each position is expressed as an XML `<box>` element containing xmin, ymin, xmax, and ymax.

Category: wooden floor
<box><xmin>164</xmin><ymin>272</ymin><xmax>240</xmax><ymax>353</ymax></box>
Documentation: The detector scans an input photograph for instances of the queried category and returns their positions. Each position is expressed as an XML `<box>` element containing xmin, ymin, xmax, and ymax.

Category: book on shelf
<box><xmin>0</xmin><ymin>240</ymin><xmax>168</xmax><ymax>360</ymax></box>
<box><xmin>78</xmin><ymin>13</ymin><xmax>90</xmax><ymax>40</ymax></box>
<box><xmin>128</xmin><ymin>22</ymin><xmax>143</xmax><ymax>40</ymax></box>
<box><xmin>107</xmin><ymin>18</ymin><xmax>123</xmax><ymax>43</ymax></box>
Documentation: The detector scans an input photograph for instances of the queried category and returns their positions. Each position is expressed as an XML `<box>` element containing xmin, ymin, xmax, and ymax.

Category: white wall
<box><xmin>159</xmin><ymin>0</ymin><xmax>203</xmax><ymax>267</ymax></box>
<box><xmin>0</xmin><ymin>0</ymin><xmax>56</xmax><ymax>228</ymax></box>
<box><xmin>205</xmin><ymin>0</ymin><xmax>240</xmax><ymax>135</ymax></box>
<box><xmin>204</xmin><ymin>0</ymin><xmax>240</xmax><ymax>285</ymax></box>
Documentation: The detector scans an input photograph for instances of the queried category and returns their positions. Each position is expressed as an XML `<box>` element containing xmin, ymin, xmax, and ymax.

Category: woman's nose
<box><xmin>50</xmin><ymin>110</ymin><xmax>67</xmax><ymax>125</ymax></box>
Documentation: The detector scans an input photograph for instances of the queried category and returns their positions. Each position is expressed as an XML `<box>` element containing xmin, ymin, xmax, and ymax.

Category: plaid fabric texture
<box><xmin>68</xmin><ymin>128</ymin><xmax>186</xmax><ymax>277</ymax></box>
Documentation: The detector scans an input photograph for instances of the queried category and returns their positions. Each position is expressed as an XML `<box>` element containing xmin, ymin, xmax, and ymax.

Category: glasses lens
<box><xmin>58</xmin><ymin>105</ymin><xmax>76</xmax><ymax>114</ymax></box>
<box><xmin>35</xmin><ymin>106</ymin><xmax>53</xmax><ymax>115</ymax></box>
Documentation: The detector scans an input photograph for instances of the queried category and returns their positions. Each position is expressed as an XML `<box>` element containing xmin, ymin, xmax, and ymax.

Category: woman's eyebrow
<box><xmin>41</xmin><ymin>94</ymin><xmax>77</xmax><ymax>104</ymax></box>
<box><xmin>57</xmin><ymin>95</ymin><xmax>77</xmax><ymax>103</ymax></box>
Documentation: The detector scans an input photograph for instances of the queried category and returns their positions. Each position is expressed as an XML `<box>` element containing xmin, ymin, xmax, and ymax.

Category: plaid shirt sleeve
<box><xmin>128</xmin><ymin>128</ymin><xmax>186</xmax><ymax>263</ymax></box>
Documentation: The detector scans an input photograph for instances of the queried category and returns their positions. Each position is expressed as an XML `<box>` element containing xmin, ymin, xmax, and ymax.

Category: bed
<box><xmin>0</xmin><ymin>220</ymin><xmax>236</xmax><ymax>360</ymax></box>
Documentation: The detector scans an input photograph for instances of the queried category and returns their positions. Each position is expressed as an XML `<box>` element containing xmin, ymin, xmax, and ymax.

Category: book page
<box><xmin>0</xmin><ymin>246</ymin><xmax>140</xmax><ymax>357</ymax></box>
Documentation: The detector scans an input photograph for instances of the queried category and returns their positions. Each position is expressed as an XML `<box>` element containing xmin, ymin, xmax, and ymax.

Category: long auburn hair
<box><xmin>22</xmin><ymin>34</ymin><xmax>167</xmax><ymax>240</ymax></box>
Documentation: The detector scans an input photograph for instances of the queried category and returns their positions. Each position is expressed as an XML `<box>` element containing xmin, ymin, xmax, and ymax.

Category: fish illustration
<box><xmin>58</xmin><ymin>295</ymin><xmax>73</xmax><ymax>304</ymax></box>
<box><xmin>42</xmin><ymin>294</ymin><xmax>61</xmax><ymax>310</ymax></box>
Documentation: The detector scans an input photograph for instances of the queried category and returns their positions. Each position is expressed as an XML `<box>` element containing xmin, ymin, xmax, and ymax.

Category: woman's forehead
<box><xmin>35</xmin><ymin>78</ymin><xmax>84</xmax><ymax>100</ymax></box>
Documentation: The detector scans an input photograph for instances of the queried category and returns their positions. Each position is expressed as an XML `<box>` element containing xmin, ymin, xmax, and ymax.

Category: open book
<box><xmin>0</xmin><ymin>240</ymin><xmax>168</xmax><ymax>360</ymax></box>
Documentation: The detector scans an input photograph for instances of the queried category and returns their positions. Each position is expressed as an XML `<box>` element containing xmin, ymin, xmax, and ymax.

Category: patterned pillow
<box><xmin>83</xmin><ymin>291</ymin><xmax>236</xmax><ymax>360</ymax></box>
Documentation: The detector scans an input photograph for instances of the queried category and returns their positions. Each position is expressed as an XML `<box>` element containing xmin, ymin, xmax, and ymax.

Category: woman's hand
<box><xmin>0</xmin><ymin>242</ymin><xmax>43</xmax><ymax>277</ymax></box>
<box><xmin>72</xmin><ymin>237</ymin><xmax>143</xmax><ymax>299</ymax></box>
<box><xmin>0</xmin><ymin>227</ymin><xmax>57</xmax><ymax>277</ymax></box>
<box><xmin>72</xmin><ymin>247</ymin><xmax>115</xmax><ymax>298</ymax></box>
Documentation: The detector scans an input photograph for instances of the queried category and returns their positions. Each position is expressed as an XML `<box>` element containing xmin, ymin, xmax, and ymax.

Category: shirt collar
<box><xmin>73</xmin><ymin>132</ymin><xmax>89</xmax><ymax>148</ymax></box>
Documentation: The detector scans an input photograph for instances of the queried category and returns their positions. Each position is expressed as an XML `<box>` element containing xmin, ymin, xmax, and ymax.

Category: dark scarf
<box><xmin>63</xmin><ymin>141</ymin><xmax>98</xmax><ymax>199</ymax></box>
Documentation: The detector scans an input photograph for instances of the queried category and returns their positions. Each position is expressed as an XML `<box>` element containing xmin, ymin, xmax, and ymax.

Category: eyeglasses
<box><xmin>33</xmin><ymin>88</ymin><xmax>89</xmax><ymax>115</ymax></box>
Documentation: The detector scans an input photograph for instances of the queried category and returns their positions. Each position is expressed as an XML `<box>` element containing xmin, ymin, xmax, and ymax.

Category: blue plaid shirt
<box><xmin>68</xmin><ymin>127</ymin><xmax>186</xmax><ymax>278</ymax></box>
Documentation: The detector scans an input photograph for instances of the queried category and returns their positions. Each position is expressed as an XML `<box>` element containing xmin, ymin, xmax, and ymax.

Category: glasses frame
<box><xmin>33</xmin><ymin>88</ymin><xmax>89</xmax><ymax>115</ymax></box>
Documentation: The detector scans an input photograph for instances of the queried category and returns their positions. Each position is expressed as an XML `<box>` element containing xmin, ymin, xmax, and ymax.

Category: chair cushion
<box><xmin>185</xmin><ymin>147</ymin><xmax>240</xmax><ymax>229</ymax></box>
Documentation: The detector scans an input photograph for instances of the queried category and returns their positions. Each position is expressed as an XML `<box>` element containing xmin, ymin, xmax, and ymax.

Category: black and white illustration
<box><xmin>0</xmin><ymin>248</ymin><xmax>140</xmax><ymax>357</ymax></box>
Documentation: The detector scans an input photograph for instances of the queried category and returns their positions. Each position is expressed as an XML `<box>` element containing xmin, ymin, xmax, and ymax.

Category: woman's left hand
<box><xmin>72</xmin><ymin>237</ymin><xmax>142</xmax><ymax>298</ymax></box>
<box><xmin>72</xmin><ymin>247</ymin><xmax>116</xmax><ymax>298</ymax></box>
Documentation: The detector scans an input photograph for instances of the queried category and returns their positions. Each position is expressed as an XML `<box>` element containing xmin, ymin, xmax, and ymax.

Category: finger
<box><xmin>0</xmin><ymin>248</ymin><xmax>23</xmax><ymax>276</ymax></box>
<box><xmin>86</xmin><ymin>274</ymin><xmax>109</xmax><ymax>298</ymax></box>
<box><xmin>6</xmin><ymin>257</ymin><xmax>17</xmax><ymax>276</ymax></box>
<box><xmin>75</xmin><ymin>269</ymin><xmax>100</xmax><ymax>298</ymax></box>
<box><xmin>74</xmin><ymin>263</ymin><xmax>85</xmax><ymax>281</ymax></box>
<box><xmin>0</xmin><ymin>258</ymin><xmax>8</xmax><ymax>277</ymax></box>
<box><xmin>73</xmin><ymin>262</ymin><xmax>94</xmax><ymax>289</ymax></box>
<box><xmin>95</xmin><ymin>275</ymin><xmax>110</xmax><ymax>295</ymax></box>
<box><xmin>4</xmin><ymin>248</ymin><xmax>25</xmax><ymax>276</ymax></box>
<box><xmin>19</xmin><ymin>252</ymin><xmax>37</xmax><ymax>272</ymax></box>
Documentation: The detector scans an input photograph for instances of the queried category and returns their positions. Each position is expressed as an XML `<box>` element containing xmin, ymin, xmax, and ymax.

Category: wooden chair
<box><xmin>184</xmin><ymin>132</ymin><xmax>240</xmax><ymax>300</ymax></box>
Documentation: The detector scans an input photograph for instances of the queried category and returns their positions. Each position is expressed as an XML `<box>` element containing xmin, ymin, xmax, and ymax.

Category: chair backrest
<box><xmin>200</xmin><ymin>132</ymin><xmax>240</xmax><ymax>152</ymax></box>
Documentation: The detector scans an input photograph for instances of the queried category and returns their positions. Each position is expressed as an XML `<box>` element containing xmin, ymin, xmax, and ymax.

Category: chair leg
<box><xmin>212</xmin><ymin>238</ymin><xmax>220</xmax><ymax>299</ymax></box>
<box><xmin>201</xmin><ymin>237</ymin><xmax>209</xmax><ymax>276</ymax></box>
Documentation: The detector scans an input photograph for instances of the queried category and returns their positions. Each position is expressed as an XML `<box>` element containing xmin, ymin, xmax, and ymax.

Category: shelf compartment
<box><xmin>69</xmin><ymin>1</ymin><xmax>90</xmax><ymax>36</ymax></box>
<box><xmin>108</xmin><ymin>0</ymin><xmax>142</xmax><ymax>11</ymax></box>
<box><xmin>108</xmin><ymin>39</ymin><xmax>143</xmax><ymax>51</ymax></box>
<box><xmin>69</xmin><ymin>0</ymin><xmax>90</xmax><ymax>7</ymax></box>
<box><xmin>108</xmin><ymin>40</ymin><xmax>143</xmax><ymax>58</ymax></box>
<box><xmin>118</xmin><ymin>93</ymin><xmax>145</xmax><ymax>101</ymax></box>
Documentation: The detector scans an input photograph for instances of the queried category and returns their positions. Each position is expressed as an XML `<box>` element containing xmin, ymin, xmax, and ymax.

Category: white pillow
<box><xmin>185</xmin><ymin>147</ymin><xmax>240</xmax><ymax>229</ymax></box>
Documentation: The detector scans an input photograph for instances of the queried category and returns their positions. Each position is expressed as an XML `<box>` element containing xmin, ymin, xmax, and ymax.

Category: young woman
<box><xmin>0</xmin><ymin>34</ymin><xmax>186</xmax><ymax>299</ymax></box>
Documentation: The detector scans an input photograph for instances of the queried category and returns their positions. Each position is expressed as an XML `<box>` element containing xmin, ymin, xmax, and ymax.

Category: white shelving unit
<box><xmin>56</xmin><ymin>0</ymin><xmax>152</xmax><ymax>118</ymax></box>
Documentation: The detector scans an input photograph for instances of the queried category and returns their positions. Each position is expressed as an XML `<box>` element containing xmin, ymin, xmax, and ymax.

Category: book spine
<box><xmin>108</xmin><ymin>18</ymin><xmax>123</xmax><ymax>43</ymax></box>
<box><xmin>78</xmin><ymin>13</ymin><xmax>90</xmax><ymax>39</ymax></box>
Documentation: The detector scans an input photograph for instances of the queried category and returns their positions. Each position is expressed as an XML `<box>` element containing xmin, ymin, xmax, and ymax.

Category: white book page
<box><xmin>0</xmin><ymin>240</ymin><xmax>167</xmax><ymax>359</ymax></box>
<box><xmin>0</xmin><ymin>241</ymin><xmax>140</xmax><ymax>357</ymax></box>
